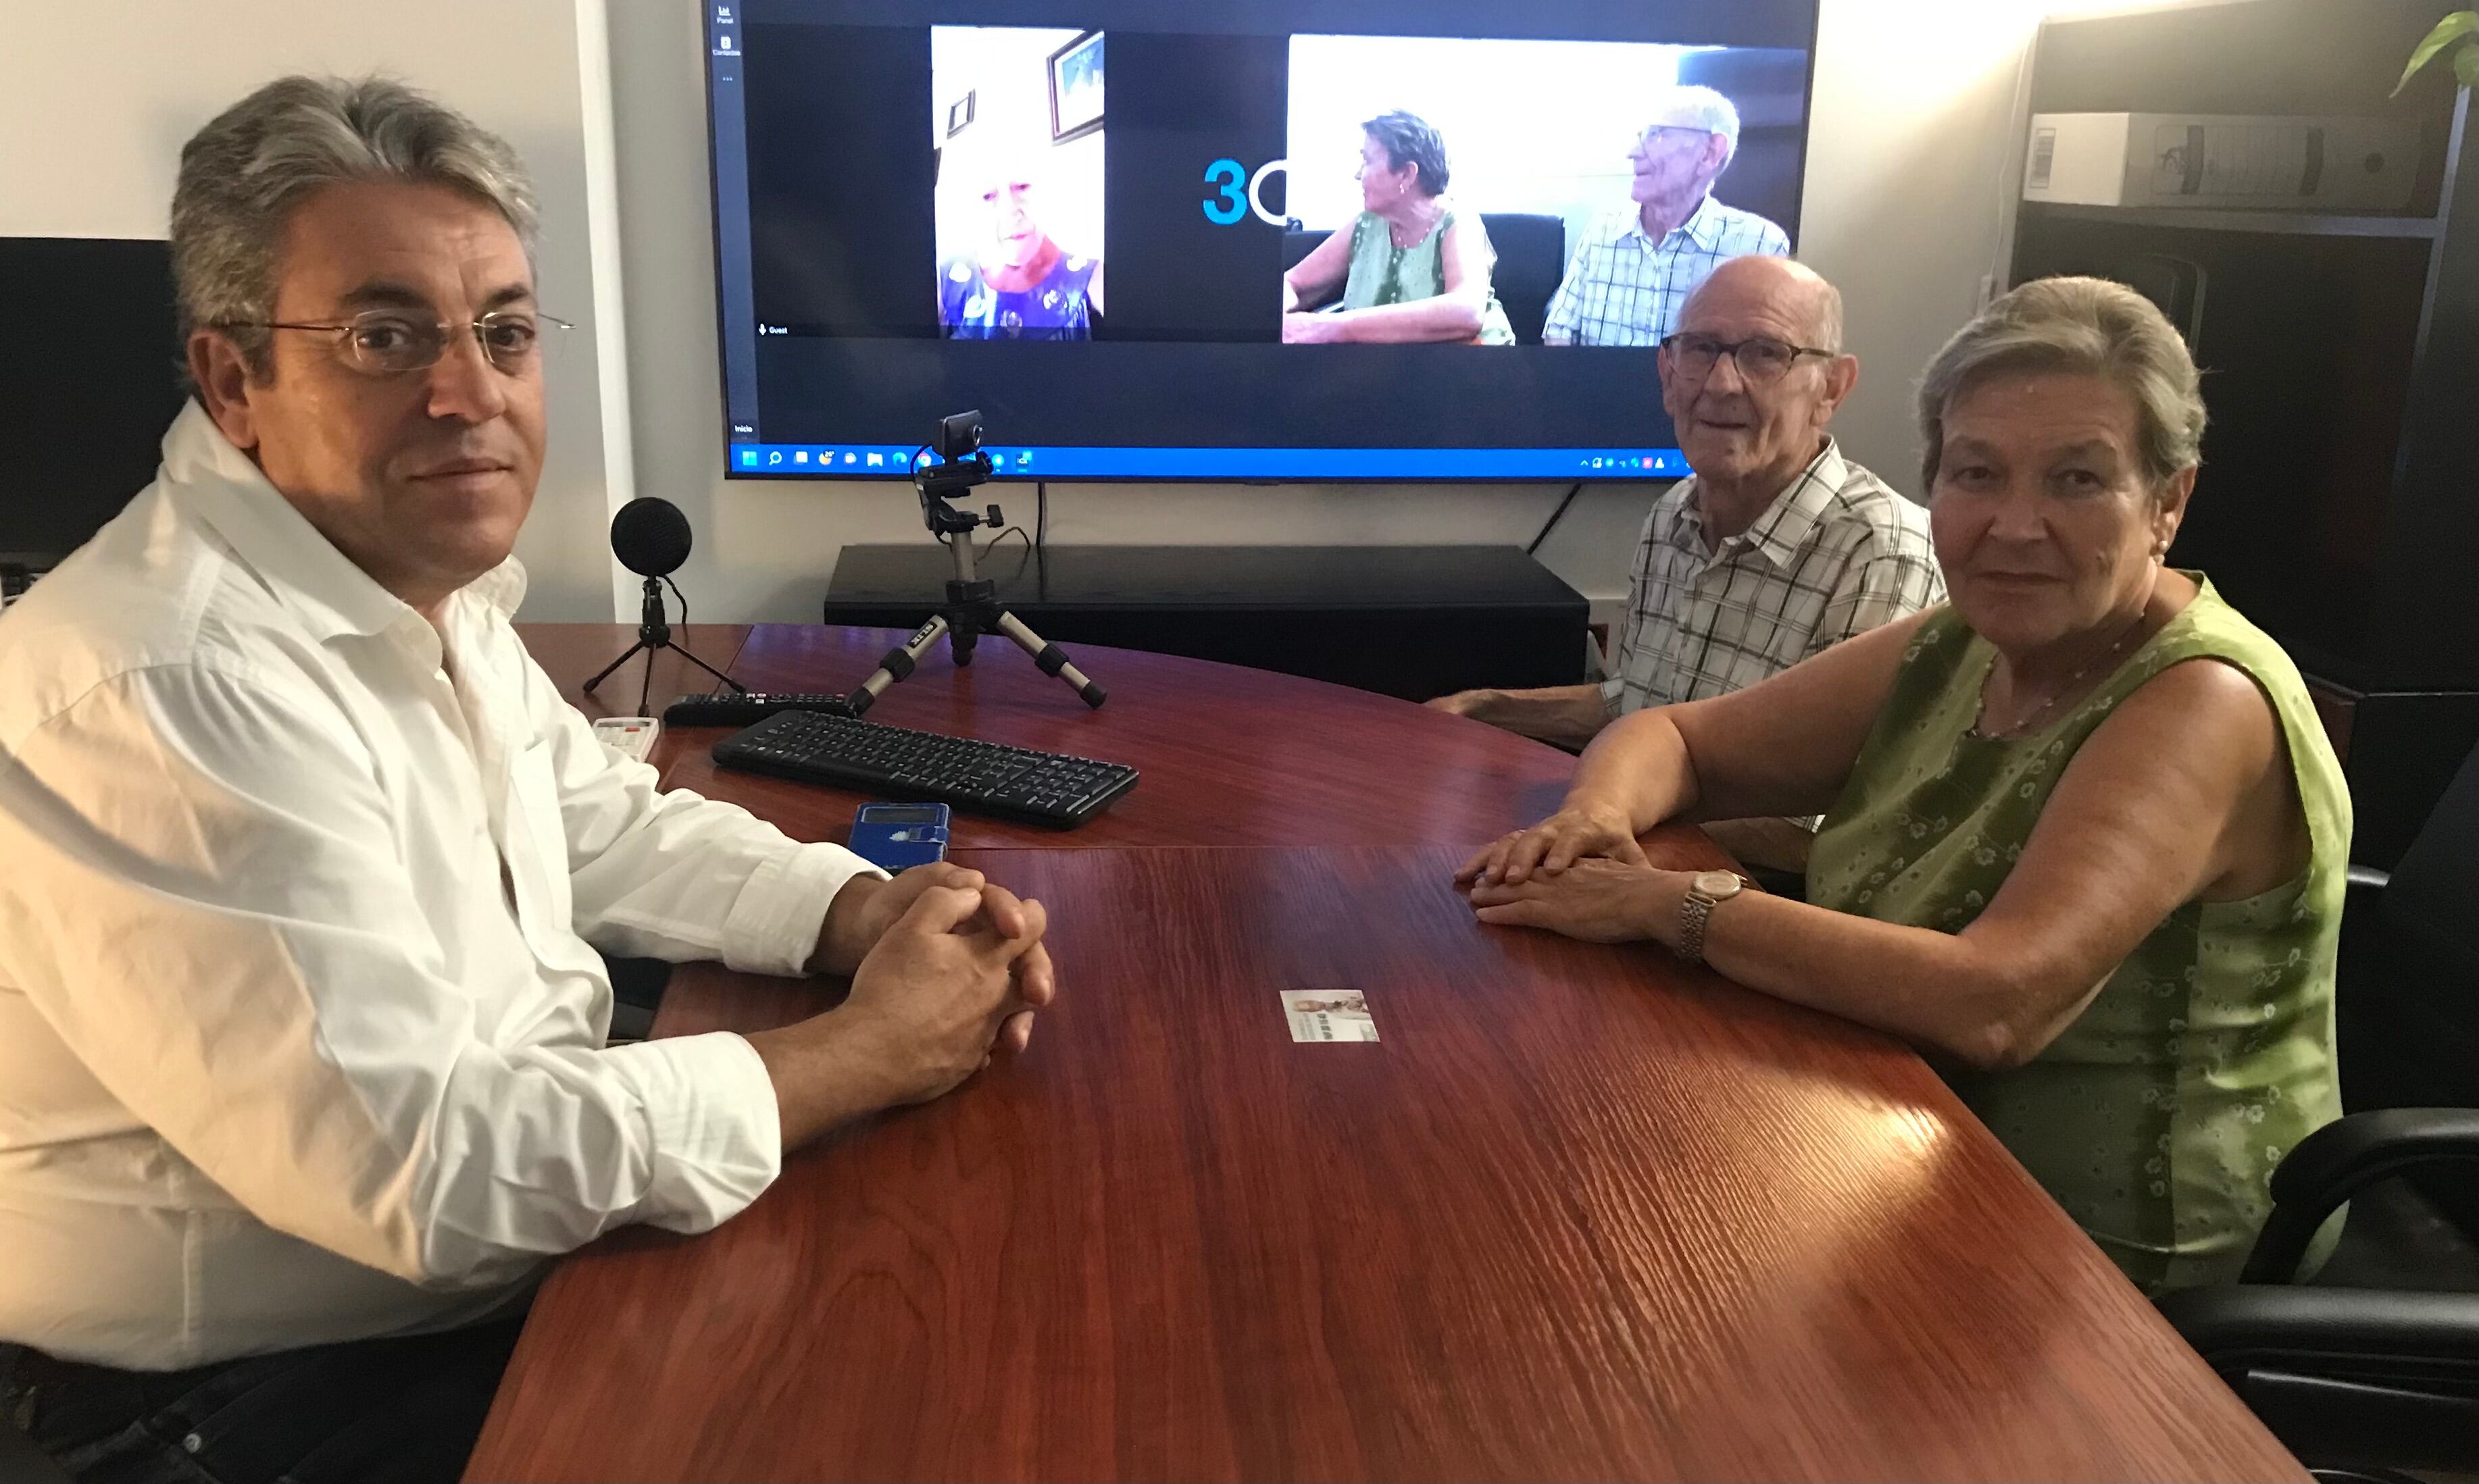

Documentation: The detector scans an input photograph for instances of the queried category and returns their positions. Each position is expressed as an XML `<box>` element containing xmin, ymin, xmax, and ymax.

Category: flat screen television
<box><xmin>705</xmin><ymin>0</ymin><xmax>1820</xmax><ymax>481</ymax></box>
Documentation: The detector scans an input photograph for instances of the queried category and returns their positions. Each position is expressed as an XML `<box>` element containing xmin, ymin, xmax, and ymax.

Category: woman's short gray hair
<box><xmin>1915</xmin><ymin>275</ymin><xmax>2206</xmax><ymax>492</ymax></box>
<box><xmin>170</xmin><ymin>75</ymin><xmax>537</xmax><ymax>380</ymax></box>
<box><xmin>1361</xmin><ymin>109</ymin><xmax>1451</xmax><ymax>197</ymax></box>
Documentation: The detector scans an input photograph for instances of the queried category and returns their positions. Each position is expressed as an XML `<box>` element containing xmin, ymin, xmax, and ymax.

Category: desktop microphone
<box><xmin>609</xmin><ymin>496</ymin><xmax>693</xmax><ymax>578</ymax></box>
<box><xmin>586</xmin><ymin>496</ymin><xmax>744</xmax><ymax>711</ymax></box>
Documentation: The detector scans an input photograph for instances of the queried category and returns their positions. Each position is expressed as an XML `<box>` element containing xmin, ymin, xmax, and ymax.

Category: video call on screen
<box><xmin>710</xmin><ymin>0</ymin><xmax>1820</xmax><ymax>478</ymax></box>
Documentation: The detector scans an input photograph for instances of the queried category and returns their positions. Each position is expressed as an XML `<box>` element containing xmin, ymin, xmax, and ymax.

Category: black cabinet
<box><xmin>823</xmin><ymin>544</ymin><xmax>1590</xmax><ymax>702</ymax></box>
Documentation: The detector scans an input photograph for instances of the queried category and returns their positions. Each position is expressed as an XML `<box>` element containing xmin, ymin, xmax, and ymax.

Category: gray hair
<box><xmin>1362</xmin><ymin>109</ymin><xmax>1451</xmax><ymax>197</ymax></box>
<box><xmin>1655</xmin><ymin>84</ymin><xmax>1743</xmax><ymax>171</ymax></box>
<box><xmin>170</xmin><ymin>75</ymin><xmax>537</xmax><ymax>381</ymax></box>
<box><xmin>1915</xmin><ymin>275</ymin><xmax>2206</xmax><ymax>491</ymax></box>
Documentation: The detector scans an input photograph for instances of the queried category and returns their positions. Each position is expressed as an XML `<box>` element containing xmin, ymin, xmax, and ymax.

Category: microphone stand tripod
<box><xmin>585</xmin><ymin>575</ymin><xmax>747</xmax><ymax>716</ymax></box>
<box><xmin>845</xmin><ymin>451</ymin><xmax>1105</xmax><ymax>717</ymax></box>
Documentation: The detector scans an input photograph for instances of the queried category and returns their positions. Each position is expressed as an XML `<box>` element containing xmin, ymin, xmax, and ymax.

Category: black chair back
<box><xmin>1477</xmin><ymin>212</ymin><xmax>1566</xmax><ymax>346</ymax></box>
<box><xmin>2345</xmin><ymin>739</ymin><xmax>2479</xmax><ymax>1233</ymax></box>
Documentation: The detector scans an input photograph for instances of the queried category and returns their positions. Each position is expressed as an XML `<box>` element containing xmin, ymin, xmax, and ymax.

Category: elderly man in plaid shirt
<box><xmin>1542</xmin><ymin>86</ymin><xmax>1790</xmax><ymax>349</ymax></box>
<box><xmin>1432</xmin><ymin>257</ymin><xmax>1943</xmax><ymax>874</ymax></box>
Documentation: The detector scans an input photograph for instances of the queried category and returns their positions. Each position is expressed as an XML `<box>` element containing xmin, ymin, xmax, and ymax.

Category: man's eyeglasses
<box><xmin>1635</xmin><ymin>124</ymin><xmax>1713</xmax><ymax>149</ymax></box>
<box><xmin>224</xmin><ymin>309</ymin><xmax>572</xmax><ymax>377</ymax></box>
<box><xmin>1659</xmin><ymin>331</ymin><xmax>1835</xmax><ymax>386</ymax></box>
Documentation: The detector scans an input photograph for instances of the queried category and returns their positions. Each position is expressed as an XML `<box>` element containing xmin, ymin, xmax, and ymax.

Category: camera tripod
<box><xmin>845</xmin><ymin>436</ymin><xmax>1105</xmax><ymax>718</ymax></box>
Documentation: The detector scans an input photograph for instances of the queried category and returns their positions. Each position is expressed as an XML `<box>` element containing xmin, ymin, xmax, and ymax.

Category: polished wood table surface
<box><xmin>467</xmin><ymin>624</ymin><xmax>2303</xmax><ymax>1483</ymax></box>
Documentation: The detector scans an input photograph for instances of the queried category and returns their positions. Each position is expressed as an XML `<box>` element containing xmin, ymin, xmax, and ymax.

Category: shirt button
<box><xmin>183</xmin><ymin>1433</ymin><xmax>204</xmax><ymax>1454</ymax></box>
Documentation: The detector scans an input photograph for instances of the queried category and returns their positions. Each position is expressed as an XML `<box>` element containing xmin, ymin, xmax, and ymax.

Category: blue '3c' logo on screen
<box><xmin>1202</xmin><ymin>159</ymin><xmax>1247</xmax><ymax>224</ymax></box>
<box><xmin>1203</xmin><ymin>157</ymin><xmax>1288</xmax><ymax>226</ymax></box>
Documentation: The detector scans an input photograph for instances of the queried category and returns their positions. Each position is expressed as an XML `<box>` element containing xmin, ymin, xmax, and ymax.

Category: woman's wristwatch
<box><xmin>1676</xmin><ymin>870</ymin><xmax>1748</xmax><ymax>965</ymax></box>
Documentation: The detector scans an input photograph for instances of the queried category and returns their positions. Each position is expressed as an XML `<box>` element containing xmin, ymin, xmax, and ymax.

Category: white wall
<box><xmin>0</xmin><ymin>0</ymin><xmax>632</xmax><ymax>621</ymax></box>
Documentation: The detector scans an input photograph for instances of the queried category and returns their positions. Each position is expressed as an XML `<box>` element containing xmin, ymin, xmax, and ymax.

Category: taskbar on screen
<box><xmin>726</xmin><ymin>445</ymin><xmax>1686</xmax><ymax>480</ymax></box>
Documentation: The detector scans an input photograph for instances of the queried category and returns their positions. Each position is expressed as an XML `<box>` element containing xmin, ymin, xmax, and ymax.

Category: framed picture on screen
<box><xmin>1047</xmin><ymin>30</ymin><xmax>1103</xmax><ymax>142</ymax></box>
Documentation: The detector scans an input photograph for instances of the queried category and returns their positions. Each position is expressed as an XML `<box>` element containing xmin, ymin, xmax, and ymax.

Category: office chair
<box><xmin>1476</xmin><ymin>212</ymin><xmax>1565</xmax><ymax>345</ymax></box>
<box><xmin>2155</xmin><ymin>739</ymin><xmax>2479</xmax><ymax>1479</ymax></box>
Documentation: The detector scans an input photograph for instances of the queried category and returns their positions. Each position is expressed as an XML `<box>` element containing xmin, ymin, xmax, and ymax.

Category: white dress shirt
<box><xmin>0</xmin><ymin>403</ymin><xmax>881</xmax><ymax>1368</ymax></box>
<box><xmin>1541</xmin><ymin>194</ymin><xmax>1791</xmax><ymax>348</ymax></box>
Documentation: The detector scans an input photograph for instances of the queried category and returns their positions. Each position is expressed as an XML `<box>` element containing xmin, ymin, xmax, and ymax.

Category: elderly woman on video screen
<box><xmin>1457</xmin><ymin>276</ymin><xmax>2351</xmax><ymax>1291</ymax></box>
<box><xmin>1281</xmin><ymin>109</ymin><xmax>1514</xmax><ymax>345</ymax></box>
<box><xmin>939</xmin><ymin>153</ymin><xmax>1103</xmax><ymax>340</ymax></box>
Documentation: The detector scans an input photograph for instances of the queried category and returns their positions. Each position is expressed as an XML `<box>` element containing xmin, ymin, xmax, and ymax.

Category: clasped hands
<box><xmin>1454</xmin><ymin>801</ymin><xmax>1694</xmax><ymax>948</ymax></box>
<box><xmin>811</xmin><ymin>863</ymin><xmax>1056</xmax><ymax>1104</ymax></box>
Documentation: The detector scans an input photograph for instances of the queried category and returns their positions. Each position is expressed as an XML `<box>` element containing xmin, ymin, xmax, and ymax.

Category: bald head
<box><xmin>1661</xmin><ymin>255</ymin><xmax>1860</xmax><ymax>516</ymax></box>
<box><xmin>1680</xmin><ymin>255</ymin><xmax>1844</xmax><ymax>353</ymax></box>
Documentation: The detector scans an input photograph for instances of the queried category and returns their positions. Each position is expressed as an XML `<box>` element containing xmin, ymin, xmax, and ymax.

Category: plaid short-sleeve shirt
<box><xmin>1601</xmin><ymin>441</ymin><xmax>1945</xmax><ymax>719</ymax></box>
<box><xmin>1542</xmin><ymin>195</ymin><xmax>1791</xmax><ymax>348</ymax></box>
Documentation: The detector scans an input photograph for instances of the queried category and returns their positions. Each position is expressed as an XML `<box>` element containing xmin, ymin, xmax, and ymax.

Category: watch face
<box><xmin>1692</xmin><ymin>870</ymin><xmax>1743</xmax><ymax>898</ymax></box>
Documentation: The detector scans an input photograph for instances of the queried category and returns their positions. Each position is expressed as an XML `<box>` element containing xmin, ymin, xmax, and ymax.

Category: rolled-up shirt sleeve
<box><xmin>0</xmin><ymin>663</ymin><xmax>780</xmax><ymax>1290</ymax></box>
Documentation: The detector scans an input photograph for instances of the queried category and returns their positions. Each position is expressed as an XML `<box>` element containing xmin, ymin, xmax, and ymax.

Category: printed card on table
<box><xmin>1279</xmin><ymin>990</ymin><xmax>1380</xmax><ymax>1043</ymax></box>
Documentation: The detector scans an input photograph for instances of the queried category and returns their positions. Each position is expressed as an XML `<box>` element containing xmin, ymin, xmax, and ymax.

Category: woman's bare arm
<box><xmin>1282</xmin><ymin>228</ymin><xmax>1353</xmax><ymax>312</ymax></box>
<box><xmin>1465</xmin><ymin>611</ymin><xmax>1928</xmax><ymax>885</ymax></box>
<box><xmin>1663</xmin><ymin>658</ymin><xmax>2300</xmax><ymax>1067</ymax></box>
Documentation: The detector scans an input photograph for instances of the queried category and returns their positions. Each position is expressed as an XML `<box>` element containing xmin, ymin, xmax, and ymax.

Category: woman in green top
<box><xmin>1281</xmin><ymin>110</ymin><xmax>1516</xmax><ymax>346</ymax></box>
<box><xmin>1456</xmin><ymin>276</ymin><xmax>2347</xmax><ymax>1291</ymax></box>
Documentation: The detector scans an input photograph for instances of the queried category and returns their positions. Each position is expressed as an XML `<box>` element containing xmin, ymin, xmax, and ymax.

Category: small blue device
<box><xmin>848</xmin><ymin>801</ymin><xmax>950</xmax><ymax>871</ymax></box>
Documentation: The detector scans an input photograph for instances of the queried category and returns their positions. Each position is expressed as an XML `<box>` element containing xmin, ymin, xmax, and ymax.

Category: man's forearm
<box><xmin>1460</xmin><ymin>684</ymin><xmax>1611</xmax><ymax>748</ymax></box>
<box><xmin>743</xmin><ymin>1013</ymin><xmax>905</xmax><ymax>1150</ymax></box>
<box><xmin>807</xmin><ymin>873</ymin><xmax>885</xmax><ymax>977</ymax></box>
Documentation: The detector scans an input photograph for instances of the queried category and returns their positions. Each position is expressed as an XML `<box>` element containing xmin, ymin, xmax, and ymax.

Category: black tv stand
<box><xmin>823</xmin><ymin>544</ymin><xmax>1589</xmax><ymax>701</ymax></box>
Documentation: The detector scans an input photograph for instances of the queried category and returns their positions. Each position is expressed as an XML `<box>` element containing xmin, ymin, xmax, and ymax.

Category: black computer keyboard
<box><xmin>712</xmin><ymin>710</ymin><xmax>1138</xmax><ymax>827</ymax></box>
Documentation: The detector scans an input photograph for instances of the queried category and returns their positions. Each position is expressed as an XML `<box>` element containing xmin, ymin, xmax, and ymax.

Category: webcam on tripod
<box><xmin>845</xmin><ymin>409</ymin><xmax>1106</xmax><ymax>713</ymax></box>
<box><xmin>916</xmin><ymin>407</ymin><xmax>999</xmax><ymax>534</ymax></box>
<box><xmin>934</xmin><ymin>409</ymin><xmax>985</xmax><ymax>463</ymax></box>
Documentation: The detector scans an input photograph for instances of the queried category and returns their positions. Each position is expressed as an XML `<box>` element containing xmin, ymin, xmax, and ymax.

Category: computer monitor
<box><xmin>705</xmin><ymin>0</ymin><xmax>1820</xmax><ymax>482</ymax></box>
<box><xmin>0</xmin><ymin>237</ymin><xmax>187</xmax><ymax>569</ymax></box>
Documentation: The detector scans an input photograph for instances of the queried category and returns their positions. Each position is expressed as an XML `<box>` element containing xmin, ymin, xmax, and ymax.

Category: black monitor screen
<box><xmin>707</xmin><ymin>0</ymin><xmax>1819</xmax><ymax>481</ymax></box>
<box><xmin>0</xmin><ymin>238</ymin><xmax>186</xmax><ymax>564</ymax></box>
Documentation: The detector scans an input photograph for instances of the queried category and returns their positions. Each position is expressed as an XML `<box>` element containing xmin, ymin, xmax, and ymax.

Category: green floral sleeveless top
<box><xmin>1807</xmin><ymin>577</ymin><xmax>2348</xmax><ymax>1290</ymax></box>
<box><xmin>1341</xmin><ymin>209</ymin><xmax>1516</xmax><ymax>344</ymax></box>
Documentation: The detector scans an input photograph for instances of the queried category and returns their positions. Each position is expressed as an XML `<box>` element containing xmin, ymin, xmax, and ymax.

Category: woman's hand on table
<box><xmin>1455</xmin><ymin>800</ymin><xmax>1649</xmax><ymax>887</ymax></box>
<box><xmin>1465</xmin><ymin>858</ymin><xmax>1685</xmax><ymax>945</ymax></box>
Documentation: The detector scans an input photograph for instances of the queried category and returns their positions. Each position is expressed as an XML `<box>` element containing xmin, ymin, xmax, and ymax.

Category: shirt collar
<box><xmin>161</xmin><ymin>399</ymin><xmax>528</xmax><ymax>638</ymax></box>
<box><xmin>1621</xmin><ymin>192</ymin><xmax>1721</xmax><ymax>250</ymax></box>
<box><xmin>1674</xmin><ymin>439</ymin><xmax>1848</xmax><ymax>571</ymax></box>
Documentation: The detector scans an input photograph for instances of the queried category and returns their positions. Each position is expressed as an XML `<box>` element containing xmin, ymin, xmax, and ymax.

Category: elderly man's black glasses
<box><xmin>1659</xmin><ymin>331</ymin><xmax>1835</xmax><ymax>386</ymax></box>
<box><xmin>222</xmin><ymin>309</ymin><xmax>572</xmax><ymax>376</ymax></box>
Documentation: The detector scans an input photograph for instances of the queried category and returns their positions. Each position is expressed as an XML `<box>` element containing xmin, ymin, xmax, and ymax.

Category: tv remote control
<box><xmin>662</xmin><ymin>692</ymin><xmax>855</xmax><ymax>726</ymax></box>
<box><xmin>589</xmin><ymin>715</ymin><xmax>661</xmax><ymax>763</ymax></box>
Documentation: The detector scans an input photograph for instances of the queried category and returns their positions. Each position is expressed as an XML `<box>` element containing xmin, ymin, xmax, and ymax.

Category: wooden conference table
<box><xmin>467</xmin><ymin>623</ymin><xmax>2303</xmax><ymax>1482</ymax></box>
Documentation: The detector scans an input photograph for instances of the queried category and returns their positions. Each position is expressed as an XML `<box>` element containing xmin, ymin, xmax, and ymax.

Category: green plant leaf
<box><xmin>2396</xmin><ymin>9</ymin><xmax>2479</xmax><ymax>93</ymax></box>
<box><xmin>2459</xmin><ymin>39</ymin><xmax>2479</xmax><ymax>88</ymax></box>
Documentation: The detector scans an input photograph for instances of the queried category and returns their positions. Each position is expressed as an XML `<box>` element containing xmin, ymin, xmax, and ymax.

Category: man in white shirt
<box><xmin>1431</xmin><ymin>257</ymin><xmax>1943</xmax><ymax>874</ymax></box>
<box><xmin>0</xmin><ymin>76</ymin><xmax>1054</xmax><ymax>1484</ymax></box>
<box><xmin>1541</xmin><ymin>86</ymin><xmax>1791</xmax><ymax>349</ymax></box>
